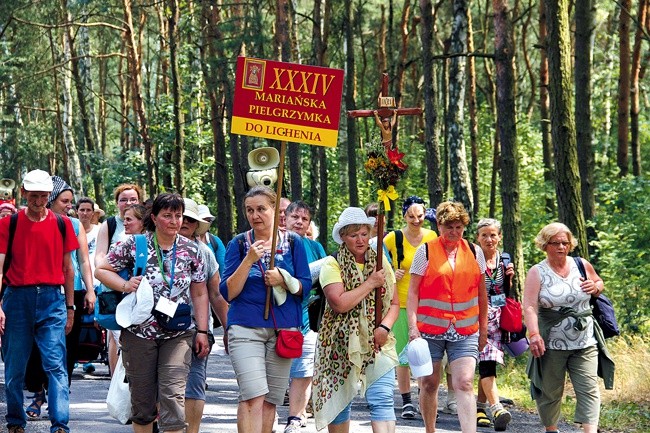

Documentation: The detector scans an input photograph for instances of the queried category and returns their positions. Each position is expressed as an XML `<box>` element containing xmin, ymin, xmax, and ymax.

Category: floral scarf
<box><xmin>312</xmin><ymin>244</ymin><xmax>397</xmax><ymax>430</ymax></box>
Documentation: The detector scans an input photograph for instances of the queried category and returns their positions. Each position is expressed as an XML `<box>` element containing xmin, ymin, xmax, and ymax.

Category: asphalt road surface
<box><xmin>0</xmin><ymin>330</ymin><xmax>582</xmax><ymax>433</ymax></box>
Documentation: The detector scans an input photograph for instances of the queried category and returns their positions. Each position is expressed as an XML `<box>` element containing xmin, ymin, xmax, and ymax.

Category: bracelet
<box><xmin>196</xmin><ymin>329</ymin><xmax>209</xmax><ymax>335</ymax></box>
<box><xmin>377</xmin><ymin>324</ymin><xmax>391</xmax><ymax>333</ymax></box>
<box><xmin>528</xmin><ymin>332</ymin><xmax>540</xmax><ymax>339</ymax></box>
<box><xmin>121</xmin><ymin>281</ymin><xmax>127</xmax><ymax>292</ymax></box>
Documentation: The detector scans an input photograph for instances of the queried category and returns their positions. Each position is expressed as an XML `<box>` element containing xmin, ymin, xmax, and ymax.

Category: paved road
<box><xmin>0</xmin><ymin>330</ymin><xmax>582</xmax><ymax>433</ymax></box>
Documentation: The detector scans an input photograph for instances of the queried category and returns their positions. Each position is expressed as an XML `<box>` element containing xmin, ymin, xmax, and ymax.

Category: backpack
<box><xmin>307</xmin><ymin>252</ymin><xmax>338</xmax><ymax>332</ymax></box>
<box><xmin>95</xmin><ymin>234</ymin><xmax>147</xmax><ymax>330</ymax></box>
<box><xmin>106</xmin><ymin>216</ymin><xmax>117</xmax><ymax>250</ymax></box>
<box><xmin>573</xmin><ymin>256</ymin><xmax>620</xmax><ymax>338</ymax></box>
<box><xmin>1</xmin><ymin>212</ymin><xmax>66</xmax><ymax>295</ymax></box>
<box><xmin>393</xmin><ymin>230</ymin><xmax>405</xmax><ymax>269</ymax></box>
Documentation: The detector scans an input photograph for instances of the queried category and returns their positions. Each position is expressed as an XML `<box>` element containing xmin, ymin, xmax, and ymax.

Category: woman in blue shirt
<box><xmin>220</xmin><ymin>186</ymin><xmax>311</xmax><ymax>433</ymax></box>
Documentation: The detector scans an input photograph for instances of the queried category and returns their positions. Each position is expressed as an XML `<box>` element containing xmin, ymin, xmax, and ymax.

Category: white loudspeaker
<box><xmin>248</xmin><ymin>147</ymin><xmax>280</xmax><ymax>171</ymax></box>
<box><xmin>0</xmin><ymin>179</ymin><xmax>15</xmax><ymax>190</ymax></box>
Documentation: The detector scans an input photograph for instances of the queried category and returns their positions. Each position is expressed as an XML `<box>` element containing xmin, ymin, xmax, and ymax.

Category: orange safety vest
<box><xmin>416</xmin><ymin>238</ymin><xmax>481</xmax><ymax>335</ymax></box>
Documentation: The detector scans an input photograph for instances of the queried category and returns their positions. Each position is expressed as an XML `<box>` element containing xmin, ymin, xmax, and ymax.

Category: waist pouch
<box><xmin>153</xmin><ymin>303</ymin><xmax>192</xmax><ymax>331</ymax></box>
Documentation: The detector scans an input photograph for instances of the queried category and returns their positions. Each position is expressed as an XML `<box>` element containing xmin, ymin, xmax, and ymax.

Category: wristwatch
<box><xmin>66</xmin><ymin>305</ymin><xmax>76</xmax><ymax>311</ymax></box>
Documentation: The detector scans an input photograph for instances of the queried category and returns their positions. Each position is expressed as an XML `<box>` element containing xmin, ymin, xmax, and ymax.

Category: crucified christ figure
<box><xmin>374</xmin><ymin>109</ymin><xmax>398</xmax><ymax>151</ymax></box>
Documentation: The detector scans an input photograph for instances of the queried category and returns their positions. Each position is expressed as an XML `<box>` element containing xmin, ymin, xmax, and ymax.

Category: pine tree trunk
<box><xmin>467</xmin><ymin>12</ymin><xmax>479</xmax><ymax>217</ymax></box>
<box><xmin>123</xmin><ymin>0</ymin><xmax>156</xmax><ymax>196</ymax></box>
<box><xmin>630</xmin><ymin>0</ymin><xmax>647</xmax><ymax>176</ymax></box>
<box><xmin>344</xmin><ymin>0</ymin><xmax>358</xmax><ymax>207</ymax></box>
<box><xmin>617</xmin><ymin>0</ymin><xmax>631</xmax><ymax>177</ymax></box>
<box><xmin>200</xmin><ymin>0</ymin><xmax>233</xmax><ymax>241</ymax></box>
<box><xmin>575</xmin><ymin>0</ymin><xmax>596</xmax><ymax>222</ymax></box>
<box><xmin>539</xmin><ymin>0</ymin><xmax>555</xmax><ymax>216</ymax></box>
<box><xmin>169</xmin><ymin>0</ymin><xmax>185</xmax><ymax>194</ymax></box>
<box><xmin>545</xmin><ymin>0</ymin><xmax>589</xmax><ymax>257</ymax></box>
<box><xmin>446</xmin><ymin>0</ymin><xmax>473</xmax><ymax>217</ymax></box>
<box><xmin>419</xmin><ymin>0</ymin><xmax>443</xmax><ymax>208</ymax></box>
<box><xmin>493</xmin><ymin>0</ymin><xmax>524</xmax><ymax>297</ymax></box>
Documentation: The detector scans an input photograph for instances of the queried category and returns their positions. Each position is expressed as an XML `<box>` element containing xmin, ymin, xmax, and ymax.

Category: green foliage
<box><xmin>590</xmin><ymin>177</ymin><xmax>650</xmax><ymax>334</ymax></box>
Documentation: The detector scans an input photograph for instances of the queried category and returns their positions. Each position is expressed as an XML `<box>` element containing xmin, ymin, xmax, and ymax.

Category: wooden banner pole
<box><xmin>264</xmin><ymin>141</ymin><xmax>287</xmax><ymax>320</ymax></box>
<box><xmin>375</xmin><ymin>211</ymin><xmax>385</xmax><ymax>327</ymax></box>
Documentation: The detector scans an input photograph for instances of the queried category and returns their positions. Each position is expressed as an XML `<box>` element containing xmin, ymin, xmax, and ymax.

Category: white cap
<box><xmin>331</xmin><ymin>207</ymin><xmax>376</xmax><ymax>244</ymax></box>
<box><xmin>22</xmin><ymin>169</ymin><xmax>54</xmax><ymax>192</ymax></box>
<box><xmin>407</xmin><ymin>338</ymin><xmax>433</xmax><ymax>378</ymax></box>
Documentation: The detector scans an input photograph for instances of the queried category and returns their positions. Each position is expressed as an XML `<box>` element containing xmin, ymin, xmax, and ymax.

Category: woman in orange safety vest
<box><xmin>406</xmin><ymin>201</ymin><xmax>488</xmax><ymax>433</ymax></box>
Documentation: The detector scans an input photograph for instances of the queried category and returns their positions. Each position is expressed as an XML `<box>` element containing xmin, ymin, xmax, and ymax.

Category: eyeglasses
<box><xmin>548</xmin><ymin>241</ymin><xmax>570</xmax><ymax>247</ymax></box>
<box><xmin>118</xmin><ymin>198</ymin><xmax>139</xmax><ymax>204</ymax></box>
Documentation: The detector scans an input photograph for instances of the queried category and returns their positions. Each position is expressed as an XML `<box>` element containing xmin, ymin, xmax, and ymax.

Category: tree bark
<box><xmin>419</xmin><ymin>0</ymin><xmax>443</xmax><ymax>208</ymax></box>
<box><xmin>467</xmin><ymin>10</ymin><xmax>479</xmax><ymax>217</ymax></box>
<box><xmin>60</xmin><ymin>3</ymin><xmax>84</xmax><ymax>198</ymax></box>
<box><xmin>617</xmin><ymin>0</ymin><xmax>631</xmax><ymax>177</ymax></box>
<box><xmin>344</xmin><ymin>0</ymin><xmax>358</xmax><ymax>207</ymax></box>
<box><xmin>574</xmin><ymin>0</ymin><xmax>596</xmax><ymax>223</ymax></box>
<box><xmin>545</xmin><ymin>0</ymin><xmax>588</xmax><ymax>257</ymax></box>
<box><xmin>493</xmin><ymin>0</ymin><xmax>524</xmax><ymax>296</ymax></box>
<box><xmin>169</xmin><ymin>0</ymin><xmax>185</xmax><ymax>194</ymax></box>
<box><xmin>123</xmin><ymin>0</ymin><xmax>155</xmax><ymax>196</ymax></box>
<box><xmin>446</xmin><ymin>0</ymin><xmax>473</xmax><ymax>217</ymax></box>
<box><xmin>630</xmin><ymin>0</ymin><xmax>647</xmax><ymax>177</ymax></box>
<box><xmin>200</xmin><ymin>0</ymin><xmax>233</xmax><ymax>241</ymax></box>
<box><xmin>539</xmin><ymin>0</ymin><xmax>555</xmax><ymax>216</ymax></box>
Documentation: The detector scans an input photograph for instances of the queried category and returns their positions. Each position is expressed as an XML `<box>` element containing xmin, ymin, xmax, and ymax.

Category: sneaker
<box><xmin>284</xmin><ymin>419</ymin><xmax>302</xmax><ymax>433</ymax></box>
<box><xmin>83</xmin><ymin>362</ymin><xmax>96</xmax><ymax>374</ymax></box>
<box><xmin>8</xmin><ymin>426</ymin><xmax>25</xmax><ymax>433</ymax></box>
<box><xmin>401</xmin><ymin>403</ymin><xmax>416</xmax><ymax>419</ymax></box>
<box><xmin>493</xmin><ymin>408</ymin><xmax>512</xmax><ymax>431</ymax></box>
<box><xmin>440</xmin><ymin>401</ymin><xmax>457</xmax><ymax>415</ymax></box>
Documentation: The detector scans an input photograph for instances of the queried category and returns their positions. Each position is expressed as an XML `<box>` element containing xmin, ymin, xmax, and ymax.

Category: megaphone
<box><xmin>248</xmin><ymin>147</ymin><xmax>280</xmax><ymax>171</ymax></box>
<box><xmin>0</xmin><ymin>178</ymin><xmax>16</xmax><ymax>201</ymax></box>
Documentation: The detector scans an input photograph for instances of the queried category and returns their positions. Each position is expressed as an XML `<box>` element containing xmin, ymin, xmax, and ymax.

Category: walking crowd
<box><xmin>0</xmin><ymin>169</ymin><xmax>613</xmax><ymax>433</ymax></box>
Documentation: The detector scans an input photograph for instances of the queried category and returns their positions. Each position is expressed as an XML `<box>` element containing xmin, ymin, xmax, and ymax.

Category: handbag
<box><xmin>153</xmin><ymin>303</ymin><xmax>192</xmax><ymax>332</ymax></box>
<box><xmin>106</xmin><ymin>354</ymin><xmax>131</xmax><ymax>424</ymax></box>
<box><xmin>573</xmin><ymin>257</ymin><xmax>620</xmax><ymax>338</ymax></box>
<box><xmin>499</xmin><ymin>297</ymin><xmax>523</xmax><ymax>333</ymax></box>
<box><xmin>275</xmin><ymin>328</ymin><xmax>304</xmax><ymax>359</ymax></box>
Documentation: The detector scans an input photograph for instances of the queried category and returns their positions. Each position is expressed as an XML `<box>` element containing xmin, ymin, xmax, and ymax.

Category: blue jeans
<box><xmin>2</xmin><ymin>285</ymin><xmax>69</xmax><ymax>432</ymax></box>
<box><xmin>331</xmin><ymin>369</ymin><xmax>396</xmax><ymax>424</ymax></box>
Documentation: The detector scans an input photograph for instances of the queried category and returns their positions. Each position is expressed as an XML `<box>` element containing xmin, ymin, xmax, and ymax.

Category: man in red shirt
<box><xmin>0</xmin><ymin>169</ymin><xmax>79</xmax><ymax>433</ymax></box>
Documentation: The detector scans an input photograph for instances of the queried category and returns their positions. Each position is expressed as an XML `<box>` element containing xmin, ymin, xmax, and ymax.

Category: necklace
<box><xmin>548</xmin><ymin>259</ymin><xmax>570</xmax><ymax>278</ymax></box>
<box><xmin>154</xmin><ymin>233</ymin><xmax>177</xmax><ymax>290</ymax></box>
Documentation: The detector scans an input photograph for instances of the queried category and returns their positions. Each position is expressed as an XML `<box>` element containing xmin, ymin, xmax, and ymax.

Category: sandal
<box><xmin>493</xmin><ymin>408</ymin><xmax>512</xmax><ymax>431</ymax></box>
<box><xmin>476</xmin><ymin>409</ymin><xmax>492</xmax><ymax>428</ymax></box>
<box><xmin>25</xmin><ymin>389</ymin><xmax>46</xmax><ymax>420</ymax></box>
<box><xmin>401</xmin><ymin>403</ymin><xmax>416</xmax><ymax>419</ymax></box>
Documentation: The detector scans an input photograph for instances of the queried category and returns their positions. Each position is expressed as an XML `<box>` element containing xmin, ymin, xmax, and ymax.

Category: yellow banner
<box><xmin>232</xmin><ymin>116</ymin><xmax>338</xmax><ymax>147</ymax></box>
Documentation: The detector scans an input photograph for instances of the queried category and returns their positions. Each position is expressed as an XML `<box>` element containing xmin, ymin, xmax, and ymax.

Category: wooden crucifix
<box><xmin>348</xmin><ymin>73</ymin><xmax>423</xmax><ymax>152</ymax></box>
<box><xmin>347</xmin><ymin>72</ymin><xmax>423</xmax><ymax>327</ymax></box>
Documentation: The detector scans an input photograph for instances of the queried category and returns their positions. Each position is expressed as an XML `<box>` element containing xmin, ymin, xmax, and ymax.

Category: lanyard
<box><xmin>485</xmin><ymin>252</ymin><xmax>500</xmax><ymax>293</ymax></box>
<box><xmin>154</xmin><ymin>234</ymin><xmax>177</xmax><ymax>292</ymax></box>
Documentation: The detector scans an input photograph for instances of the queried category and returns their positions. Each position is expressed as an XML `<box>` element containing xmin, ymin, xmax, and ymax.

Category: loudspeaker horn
<box><xmin>248</xmin><ymin>147</ymin><xmax>280</xmax><ymax>171</ymax></box>
<box><xmin>0</xmin><ymin>179</ymin><xmax>15</xmax><ymax>190</ymax></box>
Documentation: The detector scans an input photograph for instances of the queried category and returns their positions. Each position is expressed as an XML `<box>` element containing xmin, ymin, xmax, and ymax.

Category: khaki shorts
<box><xmin>228</xmin><ymin>325</ymin><xmax>293</xmax><ymax>405</ymax></box>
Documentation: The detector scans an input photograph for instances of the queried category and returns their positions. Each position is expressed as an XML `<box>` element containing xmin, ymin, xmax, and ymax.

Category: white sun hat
<box><xmin>183</xmin><ymin>198</ymin><xmax>210</xmax><ymax>234</ymax></box>
<box><xmin>407</xmin><ymin>337</ymin><xmax>433</xmax><ymax>378</ymax></box>
<box><xmin>197</xmin><ymin>204</ymin><xmax>215</xmax><ymax>222</ymax></box>
<box><xmin>331</xmin><ymin>207</ymin><xmax>376</xmax><ymax>244</ymax></box>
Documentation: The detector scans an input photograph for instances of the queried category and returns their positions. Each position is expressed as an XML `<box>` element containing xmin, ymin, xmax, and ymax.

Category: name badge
<box><xmin>155</xmin><ymin>296</ymin><xmax>179</xmax><ymax>317</ymax></box>
<box><xmin>491</xmin><ymin>294</ymin><xmax>507</xmax><ymax>307</ymax></box>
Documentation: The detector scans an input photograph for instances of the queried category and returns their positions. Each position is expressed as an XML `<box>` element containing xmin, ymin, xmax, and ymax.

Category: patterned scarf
<box><xmin>313</xmin><ymin>243</ymin><xmax>393</xmax><ymax>428</ymax></box>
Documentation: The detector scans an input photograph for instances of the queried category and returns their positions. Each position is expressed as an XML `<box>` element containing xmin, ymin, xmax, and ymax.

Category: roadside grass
<box><xmin>494</xmin><ymin>335</ymin><xmax>650</xmax><ymax>433</ymax></box>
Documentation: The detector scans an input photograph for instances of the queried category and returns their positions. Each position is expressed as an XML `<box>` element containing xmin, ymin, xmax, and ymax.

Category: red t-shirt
<box><xmin>0</xmin><ymin>210</ymin><xmax>79</xmax><ymax>286</ymax></box>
